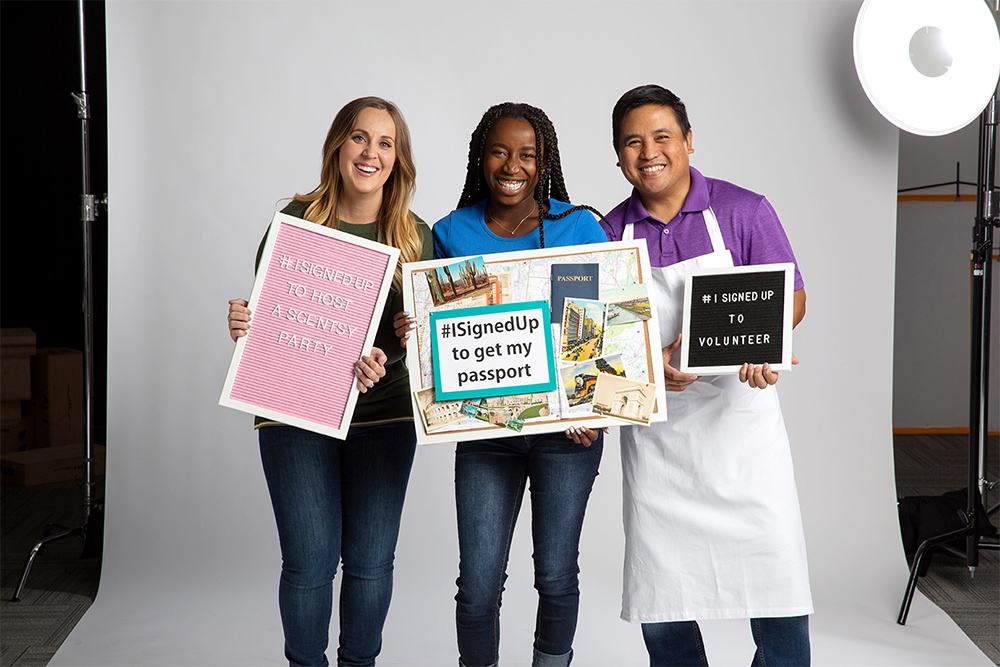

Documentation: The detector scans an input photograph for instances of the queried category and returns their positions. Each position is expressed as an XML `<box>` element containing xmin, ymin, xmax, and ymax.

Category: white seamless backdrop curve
<box><xmin>52</xmin><ymin>1</ymin><xmax>991</xmax><ymax>665</ymax></box>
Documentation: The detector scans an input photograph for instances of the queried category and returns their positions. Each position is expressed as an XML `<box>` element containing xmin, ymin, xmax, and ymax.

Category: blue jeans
<box><xmin>259</xmin><ymin>422</ymin><xmax>416</xmax><ymax>667</ymax></box>
<box><xmin>454</xmin><ymin>432</ymin><xmax>603</xmax><ymax>667</ymax></box>
<box><xmin>642</xmin><ymin>616</ymin><xmax>810</xmax><ymax>667</ymax></box>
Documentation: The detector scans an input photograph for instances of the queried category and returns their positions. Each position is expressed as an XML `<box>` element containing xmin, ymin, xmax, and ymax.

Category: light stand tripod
<box><xmin>897</xmin><ymin>90</ymin><xmax>1000</xmax><ymax>625</ymax></box>
<box><xmin>12</xmin><ymin>0</ymin><xmax>105</xmax><ymax>603</ymax></box>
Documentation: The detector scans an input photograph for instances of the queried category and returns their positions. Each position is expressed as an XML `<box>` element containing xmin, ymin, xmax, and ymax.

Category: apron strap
<box><xmin>702</xmin><ymin>208</ymin><xmax>726</xmax><ymax>254</ymax></box>
<box><xmin>623</xmin><ymin>221</ymin><xmax>634</xmax><ymax>242</ymax></box>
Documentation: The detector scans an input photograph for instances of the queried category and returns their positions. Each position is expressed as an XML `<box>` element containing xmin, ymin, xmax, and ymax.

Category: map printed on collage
<box><xmin>402</xmin><ymin>241</ymin><xmax>667</xmax><ymax>444</ymax></box>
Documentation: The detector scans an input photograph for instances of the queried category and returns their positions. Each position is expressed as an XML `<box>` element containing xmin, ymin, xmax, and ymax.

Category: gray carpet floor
<box><xmin>1</xmin><ymin>434</ymin><xmax>997</xmax><ymax>666</ymax></box>
<box><xmin>894</xmin><ymin>433</ymin><xmax>1000</xmax><ymax>664</ymax></box>
<box><xmin>1</xmin><ymin>478</ymin><xmax>101</xmax><ymax>666</ymax></box>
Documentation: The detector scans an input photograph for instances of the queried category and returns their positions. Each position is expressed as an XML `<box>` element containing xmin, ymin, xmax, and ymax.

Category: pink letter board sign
<box><xmin>220</xmin><ymin>212</ymin><xmax>400</xmax><ymax>439</ymax></box>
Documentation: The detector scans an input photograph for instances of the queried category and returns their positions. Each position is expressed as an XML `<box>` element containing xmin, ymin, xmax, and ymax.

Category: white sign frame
<box><xmin>219</xmin><ymin>213</ymin><xmax>400</xmax><ymax>439</ymax></box>
<box><xmin>680</xmin><ymin>263</ymin><xmax>795</xmax><ymax>375</ymax></box>
<box><xmin>402</xmin><ymin>240</ymin><xmax>667</xmax><ymax>445</ymax></box>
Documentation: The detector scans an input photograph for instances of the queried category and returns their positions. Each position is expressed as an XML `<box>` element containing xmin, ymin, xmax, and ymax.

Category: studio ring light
<box><xmin>854</xmin><ymin>0</ymin><xmax>1000</xmax><ymax>626</ymax></box>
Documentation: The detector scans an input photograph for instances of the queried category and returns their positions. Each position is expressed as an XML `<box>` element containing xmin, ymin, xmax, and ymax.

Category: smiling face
<box><xmin>337</xmin><ymin>106</ymin><xmax>397</xmax><ymax>202</ymax></box>
<box><xmin>482</xmin><ymin>117</ymin><xmax>541</xmax><ymax>210</ymax></box>
<box><xmin>617</xmin><ymin>104</ymin><xmax>694</xmax><ymax>212</ymax></box>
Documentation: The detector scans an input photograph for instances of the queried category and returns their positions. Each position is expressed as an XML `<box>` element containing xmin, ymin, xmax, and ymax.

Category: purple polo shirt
<box><xmin>601</xmin><ymin>167</ymin><xmax>804</xmax><ymax>291</ymax></box>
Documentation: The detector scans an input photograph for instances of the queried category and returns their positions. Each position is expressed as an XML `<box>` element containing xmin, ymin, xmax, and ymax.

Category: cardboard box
<box><xmin>1</xmin><ymin>400</ymin><xmax>23</xmax><ymax>421</ymax></box>
<box><xmin>1</xmin><ymin>418</ymin><xmax>35</xmax><ymax>454</ymax></box>
<box><xmin>31</xmin><ymin>348</ymin><xmax>85</xmax><ymax>447</ymax></box>
<box><xmin>1</xmin><ymin>328</ymin><xmax>37</xmax><ymax>357</ymax></box>
<box><xmin>0</xmin><ymin>444</ymin><xmax>105</xmax><ymax>486</ymax></box>
<box><xmin>2</xmin><ymin>357</ymin><xmax>32</xmax><ymax>400</ymax></box>
<box><xmin>2</xmin><ymin>329</ymin><xmax>36</xmax><ymax>401</ymax></box>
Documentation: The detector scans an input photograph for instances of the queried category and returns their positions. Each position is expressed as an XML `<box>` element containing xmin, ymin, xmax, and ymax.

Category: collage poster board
<box><xmin>402</xmin><ymin>240</ymin><xmax>668</xmax><ymax>445</ymax></box>
<box><xmin>220</xmin><ymin>213</ymin><xmax>400</xmax><ymax>439</ymax></box>
<box><xmin>680</xmin><ymin>263</ymin><xmax>795</xmax><ymax>374</ymax></box>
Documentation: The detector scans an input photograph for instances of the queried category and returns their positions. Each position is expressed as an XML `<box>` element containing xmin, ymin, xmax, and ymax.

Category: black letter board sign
<box><xmin>680</xmin><ymin>263</ymin><xmax>794</xmax><ymax>374</ymax></box>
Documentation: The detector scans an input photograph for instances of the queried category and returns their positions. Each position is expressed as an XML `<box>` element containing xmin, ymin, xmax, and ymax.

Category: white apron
<box><xmin>620</xmin><ymin>209</ymin><xmax>813</xmax><ymax>623</ymax></box>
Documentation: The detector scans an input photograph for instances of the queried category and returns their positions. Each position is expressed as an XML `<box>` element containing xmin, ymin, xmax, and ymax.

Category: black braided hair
<box><xmin>545</xmin><ymin>203</ymin><xmax>612</xmax><ymax>229</ymax></box>
<box><xmin>457</xmin><ymin>103</ymin><xmax>574</xmax><ymax>249</ymax></box>
<box><xmin>535</xmin><ymin>204</ymin><xmax>617</xmax><ymax>248</ymax></box>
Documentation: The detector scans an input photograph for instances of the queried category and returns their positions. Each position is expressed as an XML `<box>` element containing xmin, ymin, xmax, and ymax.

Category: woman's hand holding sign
<box><xmin>355</xmin><ymin>348</ymin><xmax>387</xmax><ymax>393</ymax></box>
<box><xmin>393</xmin><ymin>311</ymin><xmax>416</xmax><ymax>348</ymax></box>
<box><xmin>228</xmin><ymin>299</ymin><xmax>251</xmax><ymax>341</ymax></box>
<box><xmin>564</xmin><ymin>426</ymin><xmax>606</xmax><ymax>447</ymax></box>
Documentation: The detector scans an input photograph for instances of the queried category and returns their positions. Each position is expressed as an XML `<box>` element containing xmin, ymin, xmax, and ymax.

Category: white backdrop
<box><xmin>893</xmin><ymin>200</ymin><xmax>1000</xmax><ymax>431</ymax></box>
<box><xmin>53</xmin><ymin>1</ymin><xmax>991</xmax><ymax>665</ymax></box>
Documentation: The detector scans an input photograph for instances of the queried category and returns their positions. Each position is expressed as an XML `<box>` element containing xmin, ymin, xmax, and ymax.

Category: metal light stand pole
<box><xmin>897</xmin><ymin>89</ymin><xmax>1000</xmax><ymax>625</ymax></box>
<box><xmin>12</xmin><ymin>0</ymin><xmax>103</xmax><ymax>603</ymax></box>
<box><xmin>967</xmin><ymin>88</ymin><xmax>999</xmax><ymax>573</ymax></box>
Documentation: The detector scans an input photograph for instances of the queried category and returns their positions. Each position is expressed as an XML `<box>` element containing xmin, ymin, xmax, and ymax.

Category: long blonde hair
<box><xmin>294</xmin><ymin>96</ymin><xmax>422</xmax><ymax>290</ymax></box>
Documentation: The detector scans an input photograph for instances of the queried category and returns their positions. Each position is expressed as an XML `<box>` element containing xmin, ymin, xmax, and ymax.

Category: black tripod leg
<box><xmin>11</xmin><ymin>526</ymin><xmax>83</xmax><ymax>602</ymax></box>
<box><xmin>916</xmin><ymin>549</ymin><xmax>935</xmax><ymax>577</ymax></box>
<box><xmin>897</xmin><ymin>525</ymin><xmax>971</xmax><ymax>625</ymax></box>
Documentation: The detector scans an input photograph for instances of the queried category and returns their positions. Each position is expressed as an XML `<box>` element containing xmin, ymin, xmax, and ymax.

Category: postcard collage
<box><xmin>403</xmin><ymin>242</ymin><xmax>667</xmax><ymax>444</ymax></box>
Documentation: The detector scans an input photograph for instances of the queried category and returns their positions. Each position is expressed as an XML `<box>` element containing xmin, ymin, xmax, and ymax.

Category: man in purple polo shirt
<box><xmin>603</xmin><ymin>85</ymin><xmax>813</xmax><ymax>666</ymax></box>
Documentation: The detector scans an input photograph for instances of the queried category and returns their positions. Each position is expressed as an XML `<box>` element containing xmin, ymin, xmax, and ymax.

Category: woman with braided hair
<box><xmin>398</xmin><ymin>103</ymin><xmax>606</xmax><ymax>667</ymax></box>
<box><xmin>432</xmin><ymin>102</ymin><xmax>608</xmax><ymax>254</ymax></box>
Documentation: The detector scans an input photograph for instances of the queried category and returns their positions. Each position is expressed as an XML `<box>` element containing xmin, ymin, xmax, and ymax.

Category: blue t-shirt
<box><xmin>433</xmin><ymin>199</ymin><xmax>606</xmax><ymax>259</ymax></box>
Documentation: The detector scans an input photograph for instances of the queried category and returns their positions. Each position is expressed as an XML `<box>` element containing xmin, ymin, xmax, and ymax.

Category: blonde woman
<box><xmin>227</xmin><ymin>97</ymin><xmax>431</xmax><ymax>667</ymax></box>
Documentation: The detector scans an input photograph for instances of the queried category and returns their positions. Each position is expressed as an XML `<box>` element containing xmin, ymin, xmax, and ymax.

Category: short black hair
<box><xmin>611</xmin><ymin>84</ymin><xmax>691</xmax><ymax>151</ymax></box>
